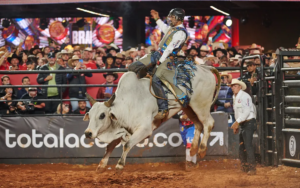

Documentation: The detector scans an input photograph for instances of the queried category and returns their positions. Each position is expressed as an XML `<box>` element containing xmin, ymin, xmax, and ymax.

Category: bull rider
<box><xmin>128</xmin><ymin>8</ymin><xmax>188</xmax><ymax>119</ymax></box>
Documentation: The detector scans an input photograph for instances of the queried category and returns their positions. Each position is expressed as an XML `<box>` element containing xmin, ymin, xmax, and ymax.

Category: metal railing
<box><xmin>0</xmin><ymin>69</ymin><xmax>127</xmax><ymax>117</ymax></box>
<box><xmin>0</xmin><ymin>64</ymin><xmax>245</xmax><ymax>117</ymax></box>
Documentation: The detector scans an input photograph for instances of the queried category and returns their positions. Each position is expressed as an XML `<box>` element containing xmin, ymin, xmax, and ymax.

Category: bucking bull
<box><xmin>84</xmin><ymin>65</ymin><xmax>221</xmax><ymax>172</ymax></box>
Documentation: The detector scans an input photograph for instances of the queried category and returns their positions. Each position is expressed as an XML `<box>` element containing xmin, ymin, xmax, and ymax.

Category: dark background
<box><xmin>1</xmin><ymin>1</ymin><xmax>300</xmax><ymax>50</ymax></box>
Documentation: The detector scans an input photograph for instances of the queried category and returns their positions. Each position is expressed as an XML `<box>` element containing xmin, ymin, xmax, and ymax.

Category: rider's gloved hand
<box><xmin>157</xmin><ymin>61</ymin><xmax>162</xmax><ymax>65</ymax></box>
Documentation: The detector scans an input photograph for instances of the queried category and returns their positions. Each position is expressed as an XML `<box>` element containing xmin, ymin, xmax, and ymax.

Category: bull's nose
<box><xmin>85</xmin><ymin>131</ymin><xmax>92</xmax><ymax>139</ymax></box>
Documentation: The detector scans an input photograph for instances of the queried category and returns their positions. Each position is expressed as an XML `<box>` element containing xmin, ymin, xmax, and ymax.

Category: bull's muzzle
<box><xmin>85</xmin><ymin>131</ymin><xmax>92</xmax><ymax>139</ymax></box>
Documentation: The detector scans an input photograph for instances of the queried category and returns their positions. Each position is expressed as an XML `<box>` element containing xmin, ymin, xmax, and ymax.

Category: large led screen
<box><xmin>145</xmin><ymin>15</ymin><xmax>232</xmax><ymax>47</ymax></box>
<box><xmin>0</xmin><ymin>17</ymin><xmax>123</xmax><ymax>49</ymax></box>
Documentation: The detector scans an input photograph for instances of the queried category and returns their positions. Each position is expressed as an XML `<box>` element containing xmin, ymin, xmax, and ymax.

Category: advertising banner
<box><xmin>0</xmin><ymin>17</ymin><xmax>123</xmax><ymax>49</ymax></box>
<box><xmin>0</xmin><ymin>112</ymin><xmax>228</xmax><ymax>159</ymax></box>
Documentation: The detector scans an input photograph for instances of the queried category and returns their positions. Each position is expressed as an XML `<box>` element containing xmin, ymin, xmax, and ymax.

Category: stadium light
<box><xmin>76</xmin><ymin>8</ymin><xmax>109</xmax><ymax>17</ymax></box>
<box><xmin>210</xmin><ymin>6</ymin><xmax>230</xmax><ymax>16</ymax></box>
<box><xmin>224</xmin><ymin>18</ymin><xmax>232</xmax><ymax>27</ymax></box>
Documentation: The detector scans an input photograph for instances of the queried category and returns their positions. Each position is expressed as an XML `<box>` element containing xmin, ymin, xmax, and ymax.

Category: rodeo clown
<box><xmin>174</xmin><ymin>110</ymin><xmax>197</xmax><ymax>171</ymax></box>
<box><xmin>128</xmin><ymin>8</ymin><xmax>188</xmax><ymax>119</ymax></box>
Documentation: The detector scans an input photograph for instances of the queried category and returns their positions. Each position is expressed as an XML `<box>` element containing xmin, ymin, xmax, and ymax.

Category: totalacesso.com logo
<box><xmin>5</xmin><ymin>129</ymin><xmax>184</xmax><ymax>149</ymax></box>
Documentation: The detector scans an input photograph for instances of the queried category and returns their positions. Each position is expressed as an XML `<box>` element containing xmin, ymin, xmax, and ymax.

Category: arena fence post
<box><xmin>275</xmin><ymin>48</ymin><xmax>300</xmax><ymax>166</ymax></box>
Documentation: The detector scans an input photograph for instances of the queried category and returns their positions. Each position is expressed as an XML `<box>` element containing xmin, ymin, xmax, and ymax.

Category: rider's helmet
<box><xmin>168</xmin><ymin>8</ymin><xmax>185</xmax><ymax>21</ymax></box>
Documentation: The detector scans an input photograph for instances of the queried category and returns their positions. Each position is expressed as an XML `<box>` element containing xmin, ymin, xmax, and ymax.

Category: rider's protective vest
<box><xmin>158</xmin><ymin>26</ymin><xmax>188</xmax><ymax>55</ymax></box>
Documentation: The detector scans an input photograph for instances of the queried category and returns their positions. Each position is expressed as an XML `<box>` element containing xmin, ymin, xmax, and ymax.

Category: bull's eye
<box><xmin>99</xmin><ymin>113</ymin><xmax>105</xmax><ymax>119</ymax></box>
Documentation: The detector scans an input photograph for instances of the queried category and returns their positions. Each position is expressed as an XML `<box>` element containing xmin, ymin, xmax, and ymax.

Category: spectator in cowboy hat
<box><xmin>227</xmin><ymin>47</ymin><xmax>238</xmax><ymax>58</ymax></box>
<box><xmin>229</xmin><ymin>54</ymin><xmax>242</xmax><ymax>67</ymax></box>
<box><xmin>103</xmin><ymin>53</ymin><xmax>116</xmax><ymax>69</ymax></box>
<box><xmin>199</xmin><ymin>45</ymin><xmax>210</xmax><ymax>59</ymax></box>
<box><xmin>216</xmin><ymin>72</ymin><xmax>234</xmax><ymax>126</ymax></box>
<box><xmin>248</xmin><ymin>43</ymin><xmax>262</xmax><ymax>55</ymax></box>
<box><xmin>187</xmin><ymin>46</ymin><xmax>203</xmax><ymax>65</ymax></box>
<box><xmin>187</xmin><ymin>46</ymin><xmax>198</xmax><ymax>56</ymax></box>
<box><xmin>96</xmin><ymin>73</ymin><xmax>118</xmax><ymax>99</ymax></box>
<box><xmin>250</xmin><ymin>49</ymin><xmax>262</xmax><ymax>56</ymax></box>
<box><xmin>96</xmin><ymin>47</ymin><xmax>106</xmax><ymax>57</ymax></box>
<box><xmin>106</xmin><ymin>43</ymin><xmax>120</xmax><ymax>56</ymax></box>
<box><xmin>203</xmin><ymin>55</ymin><xmax>219</xmax><ymax>67</ymax></box>
<box><xmin>125</xmin><ymin>47</ymin><xmax>138</xmax><ymax>60</ymax></box>
<box><xmin>29</xmin><ymin>45</ymin><xmax>40</xmax><ymax>55</ymax></box>
<box><xmin>113</xmin><ymin>53</ymin><xmax>125</xmax><ymax>68</ymax></box>
<box><xmin>7</xmin><ymin>53</ymin><xmax>26</xmax><ymax>71</ymax></box>
<box><xmin>67</xmin><ymin>55</ymin><xmax>92</xmax><ymax>111</ymax></box>
<box><xmin>82</xmin><ymin>47</ymin><xmax>97</xmax><ymax>69</ymax></box>
<box><xmin>213</xmin><ymin>48</ymin><xmax>228</xmax><ymax>59</ymax></box>
<box><xmin>60</xmin><ymin>49</ymin><xmax>71</xmax><ymax>67</ymax></box>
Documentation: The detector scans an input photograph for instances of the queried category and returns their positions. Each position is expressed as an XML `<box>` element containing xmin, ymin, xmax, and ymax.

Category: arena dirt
<box><xmin>0</xmin><ymin>159</ymin><xmax>299</xmax><ymax>188</ymax></box>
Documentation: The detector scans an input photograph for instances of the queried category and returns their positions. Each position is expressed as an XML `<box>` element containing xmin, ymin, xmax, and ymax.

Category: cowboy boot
<box><xmin>154</xmin><ymin>109</ymin><xmax>169</xmax><ymax>120</ymax></box>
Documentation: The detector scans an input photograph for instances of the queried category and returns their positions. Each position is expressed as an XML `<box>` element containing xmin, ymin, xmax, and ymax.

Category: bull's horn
<box><xmin>104</xmin><ymin>93</ymin><xmax>116</xmax><ymax>107</ymax></box>
<box><xmin>86</xmin><ymin>92</ymin><xmax>97</xmax><ymax>105</ymax></box>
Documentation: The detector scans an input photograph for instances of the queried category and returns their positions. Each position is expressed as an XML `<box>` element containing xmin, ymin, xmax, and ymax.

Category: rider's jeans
<box><xmin>152</xmin><ymin>74</ymin><xmax>168</xmax><ymax>111</ymax></box>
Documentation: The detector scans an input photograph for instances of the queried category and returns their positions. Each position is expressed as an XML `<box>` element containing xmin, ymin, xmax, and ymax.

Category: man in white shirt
<box><xmin>229</xmin><ymin>79</ymin><xmax>257</xmax><ymax>175</ymax></box>
<box><xmin>128</xmin><ymin>8</ymin><xmax>188</xmax><ymax>119</ymax></box>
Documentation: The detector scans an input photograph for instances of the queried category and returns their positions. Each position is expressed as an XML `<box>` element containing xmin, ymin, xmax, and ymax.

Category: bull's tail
<box><xmin>210</xmin><ymin>67</ymin><xmax>221</xmax><ymax>106</ymax></box>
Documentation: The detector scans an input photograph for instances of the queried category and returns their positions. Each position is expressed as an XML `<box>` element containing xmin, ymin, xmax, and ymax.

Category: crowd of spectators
<box><xmin>0</xmin><ymin>38</ymin><xmax>292</xmax><ymax>116</ymax></box>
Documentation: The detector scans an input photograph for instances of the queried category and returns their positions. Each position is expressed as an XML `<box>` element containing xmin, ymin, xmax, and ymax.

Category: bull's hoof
<box><xmin>198</xmin><ymin>148</ymin><xmax>207</xmax><ymax>159</ymax></box>
<box><xmin>96</xmin><ymin>166</ymin><xmax>106</xmax><ymax>173</ymax></box>
<box><xmin>190</xmin><ymin>147</ymin><xmax>198</xmax><ymax>156</ymax></box>
<box><xmin>185</xmin><ymin>161</ymin><xmax>199</xmax><ymax>172</ymax></box>
<box><xmin>115</xmin><ymin>164</ymin><xmax>124</xmax><ymax>175</ymax></box>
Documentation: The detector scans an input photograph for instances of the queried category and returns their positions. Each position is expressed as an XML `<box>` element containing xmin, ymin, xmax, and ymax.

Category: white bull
<box><xmin>84</xmin><ymin>65</ymin><xmax>221</xmax><ymax>172</ymax></box>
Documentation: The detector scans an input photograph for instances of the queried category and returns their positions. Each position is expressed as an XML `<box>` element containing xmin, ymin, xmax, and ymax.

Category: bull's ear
<box><xmin>109</xmin><ymin>112</ymin><xmax>117</xmax><ymax>121</ymax></box>
<box><xmin>83</xmin><ymin>113</ymin><xmax>90</xmax><ymax>121</ymax></box>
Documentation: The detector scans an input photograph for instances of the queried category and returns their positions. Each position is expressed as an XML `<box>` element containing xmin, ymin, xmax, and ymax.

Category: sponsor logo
<box><xmin>4</xmin><ymin>129</ymin><xmax>183</xmax><ymax>149</ymax></box>
<box><xmin>5</xmin><ymin>129</ymin><xmax>224</xmax><ymax>149</ymax></box>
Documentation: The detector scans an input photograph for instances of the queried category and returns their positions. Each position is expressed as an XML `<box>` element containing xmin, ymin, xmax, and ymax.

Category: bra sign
<box><xmin>72</xmin><ymin>31</ymin><xmax>92</xmax><ymax>44</ymax></box>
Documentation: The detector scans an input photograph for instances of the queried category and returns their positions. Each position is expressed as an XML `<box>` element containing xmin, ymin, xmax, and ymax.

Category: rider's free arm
<box><xmin>156</xmin><ymin>19</ymin><xmax>169</xmax><ymax>34</ymax></box>
<box><xmin>159</xmin><ymin>31</ymin><xmax>186</xmax><ymax>63</ymax></box>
